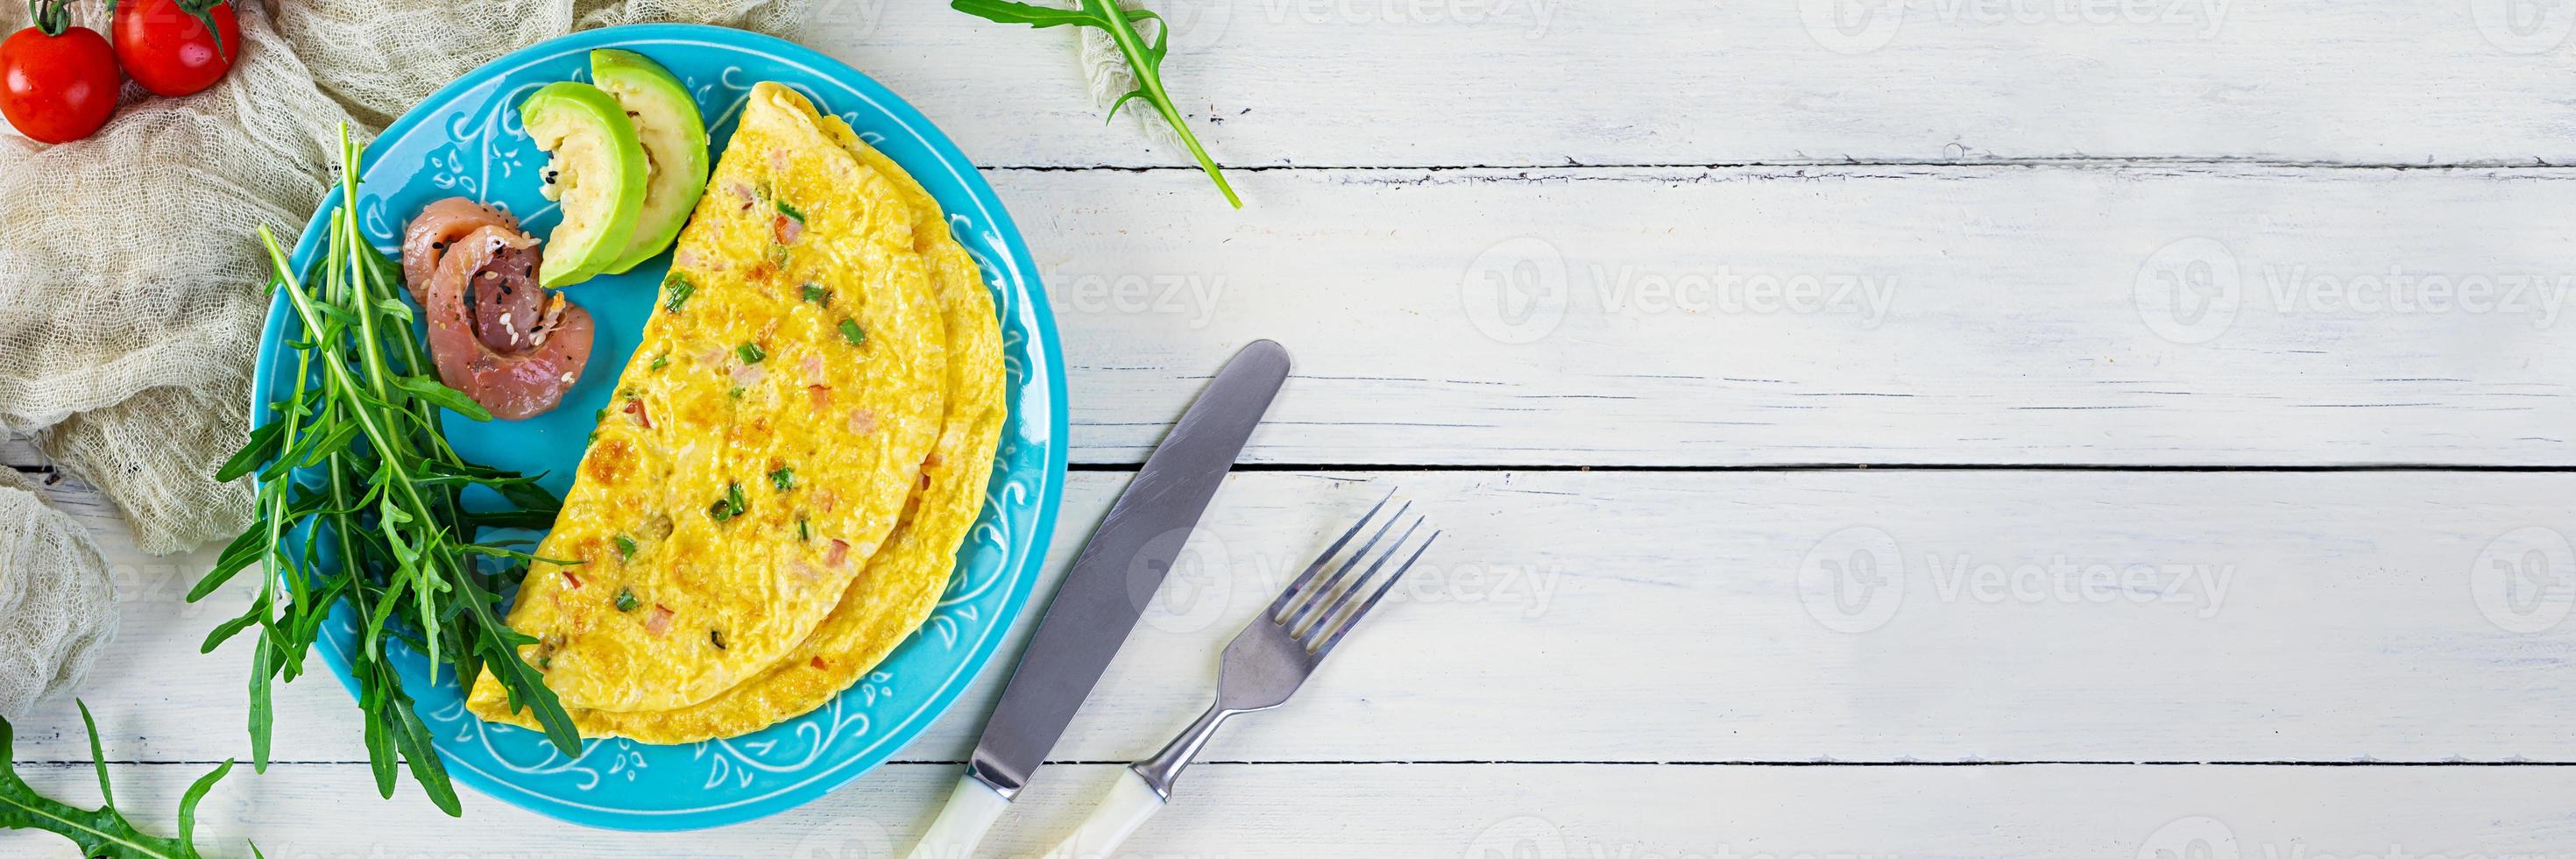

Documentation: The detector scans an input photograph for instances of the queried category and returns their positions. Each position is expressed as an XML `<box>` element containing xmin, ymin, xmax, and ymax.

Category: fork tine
<box><xmin>1265</xmin><ymin>488</ymin><xmax>1395</xmax><ymax>621</ymax></box>
<box><xmin>1294</xmin><ymin>516</ymin><xmax>1422</xmax><ymax>641</ymax></box>
<box><xmin>1313</xmin><ymin>530</ymin><xmax>1439</xmax><ymax>659</ymax></box>
<box><xmin>1283</xmin><ymin>500</ymin><xmax>1410</xmax><ymax>632</ymax></box>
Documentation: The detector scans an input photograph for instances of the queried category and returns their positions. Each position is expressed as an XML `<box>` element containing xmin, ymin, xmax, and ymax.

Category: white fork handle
<box><xmin>1039</xmin><ymin>769</ymin><xmax>1168</xmax><ymax>859</ymax></box>
<box><xmin>906</xmin><ymin>775</ymin><xmax>1013</xmax><ymax>859</ymax></box>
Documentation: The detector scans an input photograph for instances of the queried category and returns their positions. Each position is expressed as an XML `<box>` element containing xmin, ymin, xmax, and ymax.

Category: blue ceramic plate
<box><xmin>249</xmin><ymin>24</ymin><xmax>1065</xmax><ymax>831</ymax></box>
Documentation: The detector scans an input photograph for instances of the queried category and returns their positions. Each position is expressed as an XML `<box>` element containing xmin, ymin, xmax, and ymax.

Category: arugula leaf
<box><xmin>391</xmin><ymin>375</ymin><xmax>494</xmax><ymax>422</ymax></box>
<box><xmin>0</xmin><ymin>701</ymin><xmax>255</xmax><ymax>859</ymax></box>
<box><xmin>952</xmin><ymin>0</ymin><xmax>1242</xmax><ymax>208</ymax></box>
<box><xmin>212</xmin><ymin>421</ymin><xmax>284</xmax><ymax>483</ymax></box>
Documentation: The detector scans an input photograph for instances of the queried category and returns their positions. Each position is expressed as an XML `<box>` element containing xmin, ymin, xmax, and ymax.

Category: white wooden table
<box><xmin>14</xmin><ymin>2</ymin><xmax>2576</xmax><ymax>855</ymax></box>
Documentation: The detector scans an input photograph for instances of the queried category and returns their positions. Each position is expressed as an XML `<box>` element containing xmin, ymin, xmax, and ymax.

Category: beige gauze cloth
<box><xmin>0</xmin><ymin>0</ymin><xmax>817</xmax><ymax>557</ymax></box>
<box><xmin>0</xmin><ymin>0</ymin><xmax>813</xmax><ymax>713</ymax></box>
<box><xmin>0</xmin><ymin>470</ymin><xmax>115</xmax><ymax>719</ymax></box>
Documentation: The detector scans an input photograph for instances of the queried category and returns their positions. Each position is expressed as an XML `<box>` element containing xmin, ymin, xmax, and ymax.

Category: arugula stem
<box><xmin>1082</xmin><ymin>0</ymin><xmax>1239</xmax><ymax>208</ymax></box>
<box><xmin>262</xmin><ymin>229</ymin><xmax>430</xmax><ymax>520</ymax></box>
<box><xmin>262</xmin><ymin>226</ymin><xmax>452</xmax><ymax>593</ymax></box>
<box><xmin>954</xmin><ymin>0</ymin><xmax>1241</xmax><ymax>207</ymax></box>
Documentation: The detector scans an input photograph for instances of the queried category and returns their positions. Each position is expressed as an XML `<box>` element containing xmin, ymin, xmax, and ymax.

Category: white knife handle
<box><xmin>906</xmin><ymin>775</ymin><xmax>1013</xmax><ymax>859</ymax></box>
<box><xmin>1039</xmin><ymin>768</ymin><xmax>1168</xmax><ymax>859</ymax></box>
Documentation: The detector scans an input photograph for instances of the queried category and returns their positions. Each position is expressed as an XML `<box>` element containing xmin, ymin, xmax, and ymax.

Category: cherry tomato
<box><xmin>0</xmin><ymin>1</ymin><xmax>120</xmax><ymax>144</ymax></box>
<box><xmin>111</xmin><ymin>0</ymin><xmax>236</xmax><ymax>97</ymax></box>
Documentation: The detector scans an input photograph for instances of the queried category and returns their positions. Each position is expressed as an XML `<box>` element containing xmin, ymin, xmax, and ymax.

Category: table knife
<box><xmin>903</xmin><ymin>339</ymin><xmax>1292</xmax><ymax>859</ymax></box>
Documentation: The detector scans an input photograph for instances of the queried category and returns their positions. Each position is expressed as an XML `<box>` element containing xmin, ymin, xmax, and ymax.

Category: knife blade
<box><xmin>905</xmin><ymin>339</ymin><xmax>1290</xmax><ymax>859</ymax></box>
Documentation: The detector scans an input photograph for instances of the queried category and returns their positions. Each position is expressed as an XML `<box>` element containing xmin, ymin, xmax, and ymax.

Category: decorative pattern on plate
<box><xmin>251</xmin><ymin>25</ymin><xmax>1065</xmax><ymax>832</ymax></box>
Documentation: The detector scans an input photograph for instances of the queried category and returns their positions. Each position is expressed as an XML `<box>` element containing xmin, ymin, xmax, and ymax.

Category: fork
<box><xmin>1037</xmin><ymin>492</ymin><xmax>1438</xmax><ymax>859</ymax></box>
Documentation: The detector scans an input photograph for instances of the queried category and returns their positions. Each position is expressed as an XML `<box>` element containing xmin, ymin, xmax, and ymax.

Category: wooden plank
<box><xmin>1001</xmin><ymin>165</ymin><xmax>2576</xmax><ymax>466</ymax></box>
<box><xmin>20</xmin><ymin>165</ymin><xmax>2576</xmax><ymax>469</ymax></box>
<box><xmin>18</xmin><ymin>468</ymin><xmax>2576</xmax><ymax>765</ymax></box>
<box><xmin>2</xmin><ymin>438</ymin><xmax>39</xmax><ymax>466</ymax></box>
<box><xmin>10</xmin><ymin>760</ymin><xmax>2576</xmax><ymax>857</ymax></box>
<box><xmin>810</xmin><ymin>2</ymin><xmax>2576</xmax><ymax>168</ymax></box>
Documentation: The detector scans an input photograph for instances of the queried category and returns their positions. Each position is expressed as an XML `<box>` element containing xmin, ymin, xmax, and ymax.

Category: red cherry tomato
<box><xmin>0</xmin><ymin>2</ymin><xmax>120</xmax><ymax>144</ymax></box>
<box><xmin>111</xmin><ymin>0</ymin><xmax>237</xmax><ymax>97</ymax></box>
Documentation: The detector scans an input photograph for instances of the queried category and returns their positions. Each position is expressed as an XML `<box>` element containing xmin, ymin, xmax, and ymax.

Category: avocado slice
<box><xmin>590</xmin><ymin>49</ymin><xmax>711</xmax><ymax>275</ymax></box>
<box><xmin>520</xmin><ymin>81</ymin><xmax>647</xmax><ymax>288</ymax></box>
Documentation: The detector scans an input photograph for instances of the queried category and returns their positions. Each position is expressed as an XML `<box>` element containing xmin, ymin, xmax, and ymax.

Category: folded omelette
<box><xmin>469</xmin><ymin>82</ymin><xmax>1003</xmax><ymax>739</ymax></box>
